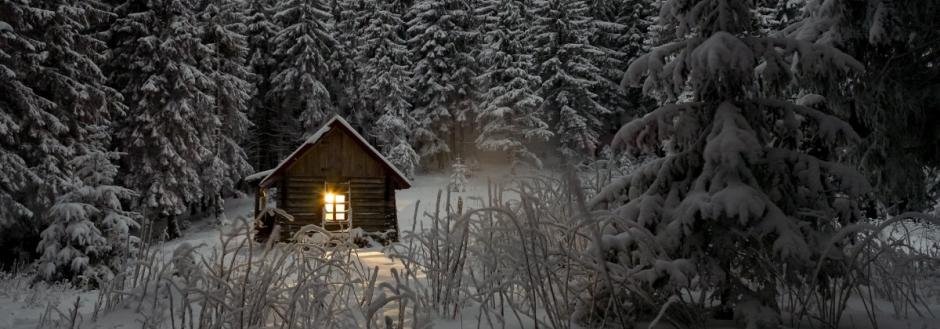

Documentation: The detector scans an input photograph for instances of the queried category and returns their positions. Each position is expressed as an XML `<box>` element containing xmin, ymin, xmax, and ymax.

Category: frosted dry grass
<box><xmin>389</xmin><ymin>170</ymin><xmax>940</xmax><ymax>329</ymax></box>
<box><xmin>781</xmin><ymin>213</ymin><xmax>940</xmax><ymax>329</ymax></box>
<box><xmin>388</xmin><ymin>175</ymin><xmax>596</xmax><ymax>329</ymax></box>
<box><xmin>19</xmin><ymin>174</ymin><xmax>940</xmax><ymax>329</ymax></box>
<box><xmin>86</xmin><ymin>217</ymin><xmax>425</xmax><ymax>329</ymax></box>
<box><xmin>0</xmin><ymin>267</ymin><xmax>74</xmax><ymax>310</ymax></box>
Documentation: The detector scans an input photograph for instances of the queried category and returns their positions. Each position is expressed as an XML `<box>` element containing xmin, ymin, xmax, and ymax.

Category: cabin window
<box><xmin>324</xmin><ymin>192</ymin><xmax>348</xmax><ymax>221</ymax></box>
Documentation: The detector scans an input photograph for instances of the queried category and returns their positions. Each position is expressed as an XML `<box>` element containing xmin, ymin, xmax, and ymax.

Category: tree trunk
<box><xmin>166</xmin><ymin>214</ymin><xmax>182</xmax><ymax>240</ymax></box>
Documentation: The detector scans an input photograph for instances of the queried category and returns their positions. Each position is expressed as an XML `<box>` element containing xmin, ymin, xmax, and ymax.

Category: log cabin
<box><xmin>248</xmin><ymin>115</ymin><xmax>411</xmax><ymax>242</ymax></box>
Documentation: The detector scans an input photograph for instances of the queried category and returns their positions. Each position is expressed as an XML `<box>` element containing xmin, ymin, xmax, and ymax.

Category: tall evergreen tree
<box><xmin>589</xmin><ymin>0</ymin><xmax>870</xmax><ymax>323</ymax></box>
<box><xmin>586</xmin><ymin>0</ymin><xmax>631</xmax><ymax>120</ymax></box>
<box><xmin>0</xmin><ymin>0</ymin><xmax>126</xmax><ymax>257</ymax></box>
<box><xmin>792</xmin><ymin>0</ymin><xmax>940</xmax><ymax>211</ymax></box>
<box><xmin>474</xmin><ymin>0</ymin><xmax>551</xmax><ymax>168</ymax></box>
<box><xmin>328</xmin><ymin>0</ymin><xmax>371</xmax><ymax>133</ymax></box>
<box><xmin>199</xmin><ymin>0</ymin><xmax>254</xmax><ymax>215</ymax></box>
<box><xmin>269</xmin><ymin>0</ymin><xmax>336</xmax><ymax>138</ymax></box>
<box><xmin>108</xmin><ymin>0</ymin><xmax>214</xmax><ymax>239</ymax></box>
<box><xmin>530</xmin><ymin>0</ymin><xmax>609</xmax><ymax>158</ymax></box>
<box><xmin>357</xmin><ymin>1</ymin><xmax>419</xmax><ymax>178</ymax></box>
<box><xmin>243</xmin><ymin>0</ymin><xmax>283</xmax><ymax>171</ymax></box>
<box><xmin>407</xmin><ymin>0</ymin><xmax>480</xmax><ymax>168</ymax></box>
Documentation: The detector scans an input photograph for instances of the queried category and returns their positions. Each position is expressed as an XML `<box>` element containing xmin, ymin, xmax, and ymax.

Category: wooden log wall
<box><xmin>266</xmin><ymin>126</ymin><xmax>402</xmax><ymax>238</ymax></box>
<box><xmin>280</xmin><ymin>176</ymin><xmax>396</xmax><ymax>233</ymax></box>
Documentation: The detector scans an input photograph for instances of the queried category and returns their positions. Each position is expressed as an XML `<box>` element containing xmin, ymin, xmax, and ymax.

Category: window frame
<box><xmin>323</xmin><ymin>190</ymin><xmax>350</xmax><ymax>223</ymax></box>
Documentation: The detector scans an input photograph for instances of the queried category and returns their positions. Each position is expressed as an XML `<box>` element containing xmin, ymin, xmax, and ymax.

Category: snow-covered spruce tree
<box><xmin>108</xmin><ymin>0</ymin><xmax>214</xmax><ymax>239</ymax></box>
<box><xmin>269</xmin><ymin>0</ymin><xmax>336</xmax><ymax>137</ymax></box>
<box><xmin>37</xmin><ymin>151</ymin><xmax>140</xmax><ymax>287</ymax></box>
<box><xmin>586</xmin><ymin>0</ymin><xmax>869</xmax><ymax>325</ymax></box>
<box><xmin>585</xmin><ymin>0</ymin><xmax>632</xmax><ymax>120</ymax></box>
<box><xmin>0</xmin><ymin>0</ymin><xmax>126</xmax><ymax>255</ymax></box>
<box><xmin>619</xmin><ymin>0</ymin><xmax>656</xmax><ymax>63</ymax></box>
<box><xmin>789</xmin><ymin>0</ymin><xmax>940</xmax><ymax>212</ymax></box>
<box><xmin>357</xmin><ymin>2</ymin><xmax>419</xmax><ymax>178</ymax></box>
<box><xmin>407</xmin><ymin>0</ymin><xmax>480</xmax><ymax>168</ymax></box>
<box><xmin>587</xmin><ymin>0</ymin><xmax>658</xmax><ymax>121</ymax></box>
<box><xmin>530</xmin><ymin>0</ymin><xmax>610</xmax><ymax>158</ymax></box>
<box><xmin>244</xmin><ymin>0</ymin><xmax>283</xmax><ymax>170</ymax></box>
<box><xmin>474</xmin><ymin>0</ymin><xmax>551</xmax><ymax>169</ymax></box>
<box><xmin>327</xmin><ymin>0</ymin><xmax>371</xmax><ymax>133</ymax></box>
<box><xmin>449</xmin><ymin>157</ymin><xmax>468</xmax><ymax>192</ymax></box>
<box><xmin>198</xmin><ymin>0</ymin><xmax>254</xmax><ymax>217</ymax></box>
<box><xmin>0</xmin><ymin>1</ymin><xmax>58</xmax><ymax>237</ymax></box>
<box><xmin>754</xmin><ymin>0</ymin><xmax>804</xmax><ymax>35</ymax></box>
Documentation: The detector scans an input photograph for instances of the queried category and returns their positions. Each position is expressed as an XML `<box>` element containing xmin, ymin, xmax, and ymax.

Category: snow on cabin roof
<box><xmin>244</xmin><ymin>169</ymin><xmax>275</xmax><ymax>182</ymax></box>
<box><xmin>257</xmin><ymin>115</ymin><xmax>412</xmax><ymax>189</ymax></box>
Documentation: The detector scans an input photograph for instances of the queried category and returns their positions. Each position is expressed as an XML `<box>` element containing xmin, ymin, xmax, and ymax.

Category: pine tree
<box><xmin>328</xmin><ymin>0</ymin><xmax>371</xmax><ymax>133</ymax></box>
<box><xmin>199</xmin><ymin>0</ymin><xmax>254</xmax><ymax>215</ymax></box>
<box><xmin>243</xmin><ymin>0</ymin><xmax>283</xmax><ymax>171</ymax></box>
<box><xmin>108</xmin><ymin>0</ymin><xmax>215</xmax><ymax>239</ymax></box>
<box><xmin>474</xmin><ymin>0</ymin><xmax>551</xmax><ymax>169</ymax></box>
<box><xmin>407</xmin><ymin>0</ymin><xmax>480</xmax><ymax>168</ymax></box>
<box><xmin>0</xmin><ymin>0</ymin><xmax>126</xmax><ymax>253</ymax></box>
<box><xmin>588</xmin><ymin>0</ymin><xmax>869</xmax><ymax>324</ymax></box>
<box><xmin>36</xmin><ymin>151</ymin><xmax>140</xmax><ymax>287</ymax></box>
<box><xmin>449</xmin><ymin>157</ymin><xmax>468</xmax><ymax>192</ymax></box>
<box><xmin>585</xmin><ymin>0</ymin><xmax>631</xmax><ymax>120</ymax></box>
<box><xmin>790</xmin><ymin>0</ymin><xmax>940</xmax><ymax>211</ymax></box>
<box><xmin>530</xmin><ymin>0</ymin><xmax>609</xmax><ymax>158</ymax></box>
<box><xmin>269</xmin><ymin>0</ymin><xmax>336</xmax><ymax>138</ymax></box>
<box><xmin>0</xmin><ymin>1</ymin><xmax>56</xmax><ymax>233</ymax></box>
<box><xmin>357</xmin><ymin>1</ymin><xmax>419</xmax><ymax>178</ymax></box>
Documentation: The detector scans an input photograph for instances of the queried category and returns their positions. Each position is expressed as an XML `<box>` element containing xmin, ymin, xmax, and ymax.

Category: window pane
<box><xmin>325</xmin><ymin>204</ymin><xmax>334</xmax><ymax>212</ymax></box>
<box><xmin>336</xmin><ymin>195</ymin><xmax>345</xmax><ymax>203</ymax></box>
<box><xmin>336</xmin><ymin>213</ymin><xmax>345</xmax><ymax>220</ymax></box>
<box><xmin>336</xmin><ymin>204</ymin><xmax>345</xmax><ymax>213</ymax></box>
<box><xmin>325</xmin><ymin>193</ymin><xmax>335</xmax><ymax>203</ymax></box>
<box><xmin>325</xmin><ymin>213</ymin><xmax>334</xmax><ymax>220</ymax></box>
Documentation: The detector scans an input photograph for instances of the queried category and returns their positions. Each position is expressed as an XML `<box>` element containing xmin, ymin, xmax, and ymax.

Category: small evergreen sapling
<box><xmin>449</xmin><ymin>157</ymin><xmax>469</xmax><ymax>192</ymax></box>
<box><xmin>36</xmin><ymin>151</ymin><xmax>140</xmax><ymax>287</ymax></box>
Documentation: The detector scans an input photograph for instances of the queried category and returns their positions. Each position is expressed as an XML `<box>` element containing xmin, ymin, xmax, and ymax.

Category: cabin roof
<box><xmin>257</xmin><ymin>115</ymin><xmax>412</xmax><ymax>189</ymax></box>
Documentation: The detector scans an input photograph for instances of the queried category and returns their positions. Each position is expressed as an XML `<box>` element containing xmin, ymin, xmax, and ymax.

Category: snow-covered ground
<box><xmin>3</xmin><ymin>168</ymin><xmax>939</xmax><ymax>329</ymax></box>
<box><xmin>396</xmin><ymin>167</ymin><xmax>517</xmax><ymax>233</ymax></box>
<box><xmin>0</xmin><ymin>168</ymin><xmax>511</xmax><ymax>329</ymax></box>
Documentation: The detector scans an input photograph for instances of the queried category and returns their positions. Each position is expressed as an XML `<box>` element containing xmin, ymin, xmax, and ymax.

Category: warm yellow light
<box><xmin>335</xmin><ymin>195</ymin><xmax>345</xmax><ymax>203</ymax></box>
<box><xmin>325</xmin><ymin>193</ymin><xmax>335</xmax><ymax>203</ymax></box>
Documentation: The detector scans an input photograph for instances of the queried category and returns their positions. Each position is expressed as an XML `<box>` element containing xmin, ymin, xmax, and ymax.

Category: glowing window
<box><xmin>324</xmin><ymin>192</ymin><xmax>347</xmax><ymax>221</ymax></box>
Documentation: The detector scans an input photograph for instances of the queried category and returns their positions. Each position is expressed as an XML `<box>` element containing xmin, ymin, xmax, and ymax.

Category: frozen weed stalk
<box><xmin>87</xmin><ymin>216</ymin><xmax>429</xmax><ymax>329</ymax></box>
